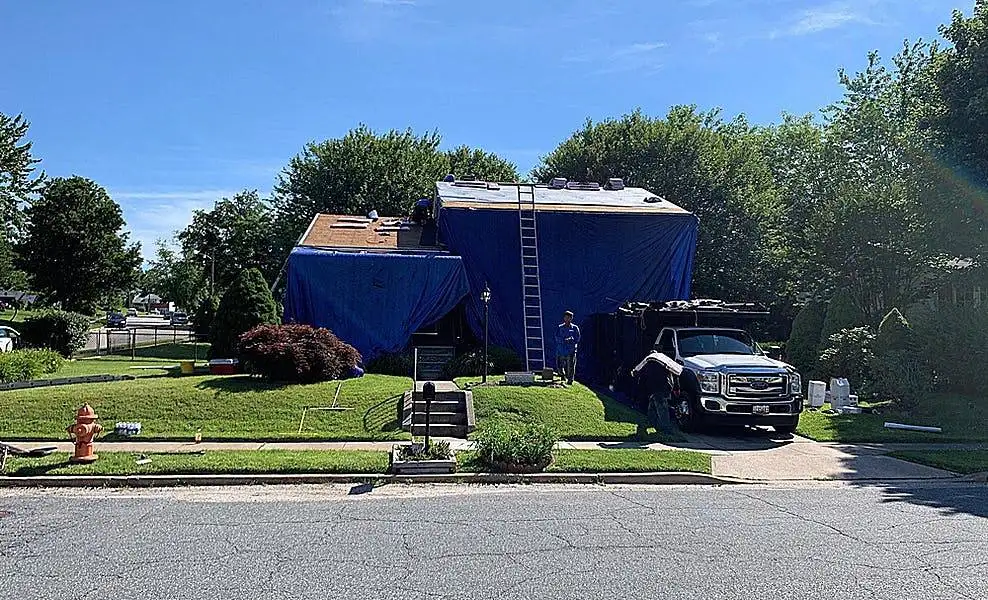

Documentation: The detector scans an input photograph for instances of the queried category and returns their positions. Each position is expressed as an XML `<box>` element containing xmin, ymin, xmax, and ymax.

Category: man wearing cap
<box><xmin>555</xmin><ymin>310</ymin><xmax>580</xmax><ymax>385</ymax></box>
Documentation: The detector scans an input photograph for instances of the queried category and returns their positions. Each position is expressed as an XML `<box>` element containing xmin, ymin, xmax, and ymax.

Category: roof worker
<box><xmin>555</xmin><ymin>310</ymin><xmax>581</xmax><ymax>385</ymax></box>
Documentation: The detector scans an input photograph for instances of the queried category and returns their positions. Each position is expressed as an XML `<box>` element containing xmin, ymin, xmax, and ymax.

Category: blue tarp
<box><xmin>283</xmin><ymin>248</ymin><xmax>470</xmax><ymax>361</ymax></box>
<box><xmin>438</xmin><ymin>208</ymin><xmax>698</xmax><ymax>375</ymax></box>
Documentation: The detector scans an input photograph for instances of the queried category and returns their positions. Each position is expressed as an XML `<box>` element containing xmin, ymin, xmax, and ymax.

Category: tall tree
<box><xmin>0</xmin><ymin>113</ymin><xmax>44</xmax><ymax>288</ymax></box>
<box><xmin>533</xmin><ymin>107</ymin><xmax>786</xmax><ymax>304</ymax></box>
<box><xmin>144</xmin><ymin>240</ymin><xmax>207</xmax><ymax>311</ymax></box>
<box><xmin>271</xmin><ymin>125</ymin><xmax>518</xmax><ymax>256</ymax></box>
<box><xmin>19</xmin><ymin>177</ymin><xmax>142</xmax><ymax>313</ymax></box>
<box><xmin>177</xmin><ymin>190</ymin><xmax>279</xmax><ymax>294</ymax></box>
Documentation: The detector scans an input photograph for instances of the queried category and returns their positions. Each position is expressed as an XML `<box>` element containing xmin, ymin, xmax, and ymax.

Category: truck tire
<box><xmin>774</xmin><ymin>417</ymin><xmax>799</xmax><ymax>435</ymax></box>
<box><xmin>673</xmin><ymin>392</ymin><xmax>703</xmax><ymax>433</ymax></box>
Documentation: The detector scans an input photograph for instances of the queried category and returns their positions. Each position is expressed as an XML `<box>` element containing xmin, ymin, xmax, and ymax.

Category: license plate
<box><xmin>753</xmin><ymin>405</ymin><xmax>770</xmax><ymax>415</ymax></box>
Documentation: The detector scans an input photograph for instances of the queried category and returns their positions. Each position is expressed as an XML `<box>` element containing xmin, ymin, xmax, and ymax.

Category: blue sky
<box><xmin>1</xmin><ymin>0</ymin><xmax>971</xmax><ymax>259</ymax></box>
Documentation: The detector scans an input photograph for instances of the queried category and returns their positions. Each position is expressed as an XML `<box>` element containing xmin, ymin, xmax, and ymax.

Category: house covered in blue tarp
<box><xmin>282</xmin><ymin>179</ymin><xmax>698</xmax><ymax>377</ymax></box>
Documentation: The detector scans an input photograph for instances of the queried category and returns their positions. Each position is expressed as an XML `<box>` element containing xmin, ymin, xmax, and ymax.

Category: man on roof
<box><xmin>555</xmin><ymin>310</ymin><xmax>580</xmax><ymax>385</ymax></box>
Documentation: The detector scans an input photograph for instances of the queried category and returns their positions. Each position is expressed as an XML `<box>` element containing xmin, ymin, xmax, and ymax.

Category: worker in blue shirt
<box><xmin>555</xmin><ymin>310</ymin><xmax>581</xmax><ymax>385</ymax></box>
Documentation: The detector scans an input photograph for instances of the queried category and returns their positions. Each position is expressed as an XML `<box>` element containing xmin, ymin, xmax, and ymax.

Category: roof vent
<box><xmin>486</xmin><ymin>182</ymin><xmax>500</xmax><ymax>190</ymax></box>
<box><xmin>549</xmin><ymin>177</ymin><xmax>568</xmax><ymax>189</ymax></box>
<box><xmin>643</xmin><ymin>196</ymin><xmax>663</xmax><ymax>203</ymax></box>
<box><xmin>442</xmin><ymin>174</ymin><xmax>455</xmax><ymax>182</ymax></box>
<box><xmin>565</xmin><ymin>181</ymin><xmax>601</xmax><ymax>191</ymax></box>
<box><xmin>452</xmin><ymin>180</ymin><xmax>488</xmax><ymax>189</ymax></box>
<box><xmin>605</xmin><ymin>177</ymin><xmax>625</xmax><ymax>190</ymax></box>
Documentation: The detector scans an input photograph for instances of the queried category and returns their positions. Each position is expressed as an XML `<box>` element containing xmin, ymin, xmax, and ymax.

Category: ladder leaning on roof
<box><xmin>517</xmin><ymin>183</ymin><xmax>546</xmax><ymax>373</ymax></box>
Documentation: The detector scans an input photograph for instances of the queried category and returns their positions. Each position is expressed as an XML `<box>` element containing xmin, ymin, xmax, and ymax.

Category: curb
<box><xmin>0</xmin><ymin>471</ymin><xmax>740</xmax><ymax>488</ymax></box>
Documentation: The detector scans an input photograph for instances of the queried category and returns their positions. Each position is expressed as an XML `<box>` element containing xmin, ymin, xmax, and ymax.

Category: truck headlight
<box><xmin>698</xmin><ymin>371</ymin><xmax>720</xmax><ymax>394</ymax></box>
<box><xmin>789</xmin><ymin>373</ymin><xmax>802</xmax><ymax>395</ymax></box>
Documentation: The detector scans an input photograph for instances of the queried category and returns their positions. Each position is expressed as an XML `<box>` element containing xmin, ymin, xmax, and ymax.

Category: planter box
<box><xmin>390</xmin><ymin>444</ymin><xmax>456</xmax><ymax>474</ymax></box>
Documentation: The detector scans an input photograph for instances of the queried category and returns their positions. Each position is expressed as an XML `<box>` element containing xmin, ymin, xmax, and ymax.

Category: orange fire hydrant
<box><xmin>67</xmin><ymin>404</ymin><xmax>102</xmax><ymax>463</ymax></box>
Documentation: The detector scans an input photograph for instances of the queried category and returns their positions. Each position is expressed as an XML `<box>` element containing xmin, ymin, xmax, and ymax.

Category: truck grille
<box><xmin>726</xmin><ymin>374</ymin><xmax>787</xmax><ymax>399</ymax></box>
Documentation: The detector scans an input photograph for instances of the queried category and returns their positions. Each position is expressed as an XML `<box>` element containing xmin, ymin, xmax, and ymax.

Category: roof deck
<box><xmin>435</xmin><ymin>180</ymin><xmax>691</xmax><ymax>215</ymax></box>
<box><xmin>297</xmin><ymin>214</ymin><xmax>441</xmax><ymax>252</ymax></box>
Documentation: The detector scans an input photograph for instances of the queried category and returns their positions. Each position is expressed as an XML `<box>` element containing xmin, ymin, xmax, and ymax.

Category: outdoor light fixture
<box><xmin>481</xmin><ymin>283</ymin><xmax>491</xmax><ymax>383</ymax></box>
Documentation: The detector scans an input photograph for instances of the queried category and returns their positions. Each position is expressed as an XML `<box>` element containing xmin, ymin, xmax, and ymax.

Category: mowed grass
<box><xmin>2</xmin><ymin>450</ymin><xmax>389</xmax><ymax>476</ymax></box>
<box><xmin>0</xmin><ymin>374</ymin><xmax>411</xmax><ymax>442</ymax></box>
<box><xmin>46</xmin><ymin>343</ymin><xmax>211</xmax><ymax>379</ymax></box>
<box><xmin>458</xmin><ymin>376</ymin><xmax>664</xmax><ymax>441</ymax></box>
<box><xmin>457</xmin><ymin>449</ymin><xmax>711</xmax><ymax>473</ymax></box>
<box><xmin>889</xmin><ymin>450</ymin><xmax>988</xmax><ymax>475</ymax></box>
<box><xmin>797</xmin><ymin>394</ymin><xmax>988</xmax><ymax>443</ymax></box>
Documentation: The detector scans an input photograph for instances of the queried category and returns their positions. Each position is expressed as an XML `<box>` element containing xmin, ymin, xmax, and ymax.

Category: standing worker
<box><xmin>555</xmin><ymin>310</ymin><xmax>581</xmax><ymax>385</ymax></box>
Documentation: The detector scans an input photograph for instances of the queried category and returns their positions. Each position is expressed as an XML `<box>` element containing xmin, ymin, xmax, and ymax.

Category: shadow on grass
<box><xmin>195</xmin><ymin>376</ymin><xmax>293</xmax><ymax>393</ymax></box>
<box><xmin>363</xmin><ymin>394</ymin><xmax>403</xmax><ymax>434</ymax></box>
<box><xmin>132</xmin><ymin>343</ymin><xmax>210</xmax><ymax>361</ymax></box>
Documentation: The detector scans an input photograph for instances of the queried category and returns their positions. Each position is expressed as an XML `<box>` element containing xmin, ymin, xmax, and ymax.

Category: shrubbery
<box><xmin>816</xmin><ymin>327</ymin><xmax>875</xmax><ymax>395</ymax></box>
<box><xmin>0</xmin><ymin>349</ymin><xmax>65</xmax><ymax>383</ymax></box>
<box><xmin>474</xmin><ymin>419</ymin><xmax>556</xmax><ymax>472</ymax></box>
<box><xmin>19</xmin><ymin>310</ymin><xmax>91</xmax><ymax>357</ymax></box>
<box><xmin>210</xmin><ymin>268</ymin><xmax>280</xmax><ymax>358</ymax></box>
<box><xmin>872</xmin><ymin>308</ymin><xmax>927</xmax><ymax>408</ymax></box>
<box><xmin>366</xmin><ymin>352</ymin><xmax>413</xmax><ymax>376</ymax></box>
<box><xmin>441</xmin><ymin>346</ymin><xmax>523</xmax><ymax>379</ymax></box>
<box><xmin>819</xmin><ymin>291</ymin><xmax>867</xmax><ymax>346</ymax></box>
<box><xmin>908</xmin><ymin>303</ymin><xmax>988</xmax><ymax>396</ymax></box>
<box><xmin>192</xmin><ymin>294</ymin><xmax>220</xmax><ymax>336</ymax></box>
<box><xmin>786</xmin><ymin>301</ymin><xmax>826</xmax><ymax>376</ymax></box>
<box><xmin>238</xmin><ymin>324</ymin><xmax>361</xmax><ymax>383</ymax></box>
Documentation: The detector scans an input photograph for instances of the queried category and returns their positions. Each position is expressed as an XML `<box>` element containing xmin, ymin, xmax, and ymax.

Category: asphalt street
<box><xmin>2</xmin><ymin>482</ymin><xmax>986</xmax><ymax>599</ymax></box>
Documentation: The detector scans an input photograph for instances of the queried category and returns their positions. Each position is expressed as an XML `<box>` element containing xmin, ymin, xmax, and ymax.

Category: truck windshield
<box><xmin>677</xmin><ymin>330</ymin><xmax>759</xmax><ymax>357</ymax></box>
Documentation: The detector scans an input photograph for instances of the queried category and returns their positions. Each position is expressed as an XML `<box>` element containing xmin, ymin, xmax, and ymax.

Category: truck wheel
<box><xmin>774</xmin><ymin>418</ymin><xmax>799</xmax><ymax>435</ymax></box>
<box><xmin>673</xmin><ymin>393</ymin><xmax>702</xmax><ymax>432</ymax></box>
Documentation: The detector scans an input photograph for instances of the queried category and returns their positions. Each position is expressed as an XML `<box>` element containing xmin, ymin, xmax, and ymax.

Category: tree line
<box><xmin>1</xmin><ymin>3</ymin><xmax>985</xmax><ymax>332</ymax></box>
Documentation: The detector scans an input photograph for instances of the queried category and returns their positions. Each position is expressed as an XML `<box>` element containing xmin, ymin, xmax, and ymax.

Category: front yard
<box><xmin>459</xmin><ymin>376</ymin><xmax>668</xmax><ymax>441</ymax></box>
<box><xmin>797</xmin><ymin>394</ymin><xmax>988</xmax><ymax>443</ymax></box>
<box><xmin>1</xmin><ymin>373</ymin><xmax>411</xmax><ymax>442</ymax></box>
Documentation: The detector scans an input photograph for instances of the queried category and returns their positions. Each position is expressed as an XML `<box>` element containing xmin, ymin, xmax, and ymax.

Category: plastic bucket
<box><xmin>180</xmin><ymin>360</ymin><xmax>195</xmax><ymax>375</ymax></box>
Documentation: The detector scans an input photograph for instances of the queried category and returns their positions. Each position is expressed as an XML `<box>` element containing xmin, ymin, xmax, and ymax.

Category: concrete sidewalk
<box><xmin>8</xmin><ymin>435</ymin><xmax>976</xmax><ymax>481</ymax></box>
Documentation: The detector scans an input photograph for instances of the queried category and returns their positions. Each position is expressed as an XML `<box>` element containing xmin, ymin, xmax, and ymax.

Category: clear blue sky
<box><xmin>1</xmin><ymin>0</ymin><xmax>971</xmax><ymax>259</ymax></box>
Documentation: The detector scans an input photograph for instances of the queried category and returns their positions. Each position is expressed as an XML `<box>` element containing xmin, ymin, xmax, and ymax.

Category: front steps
<box><xmin>401</xmin><ymin>381</ymin><xmax>475</xmax><ymax>438</ymax></box>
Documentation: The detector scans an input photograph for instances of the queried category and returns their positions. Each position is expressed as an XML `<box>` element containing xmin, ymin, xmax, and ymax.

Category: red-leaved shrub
<box><xmin>237</xmin><ymin>324</ymin><xmax>361</xmax><ymax>383</ymax></box>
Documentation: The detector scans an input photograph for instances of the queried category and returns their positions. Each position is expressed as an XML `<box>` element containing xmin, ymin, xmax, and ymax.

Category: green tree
<box><xmin>819</xmin><ymin>290</ymin><xmax>868</xmax><ymax>346</ymax></box>
<box><xmin>19</xmin><ymin>177</ymin><xmax>141</xmax><ymax>313</ymax></box>
<box><xmin>191</xmin><ymin>294</ymin><xmax>220</xmax><ymax>336</ymax></box>
<box><xmin>177</xmin><ymin>190</ymin><xmax>279</xmax><ymax>293</ymax></box>
<box><xmin>872</xmin><ymin>308</ymin><xmax>926</xmax><ymax>407</ymax></box>
<box><xmin>271</xmin><ymin>126</ymin><xmax>518</xmax><ymax>257</ymax></box>
<box><xmin>0</xmin><ymin>113</ymin><xmax>44</xmax><ymax>234</ymax></box>
<box><xmin>533</xmin><ymin>107</ymin><xmax>785</xmax><ymax>304</ymax></box>
<box><xmin>210</xmin><ymin>268</ymin><xmax>279</xmax><ymax>358</ymax></box>
<box><xmin>786</xmin><ymin>301</ymin><xmax>827</xmax><ymax>377</ymax></box>
<box><xmin>144</xmin><ymin>240</ymin><xmax>206</xmax><ymax>311</ymax></box>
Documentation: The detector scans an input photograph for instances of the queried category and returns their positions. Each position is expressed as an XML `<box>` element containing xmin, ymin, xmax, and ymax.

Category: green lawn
<box><xmin>0</xmin><ymin>373</ymin><xmax>411</xmax><ymax>442</ymax></box>
<box><xmin>889</xmin><ymin>450</ymin><xmax>988</xmax><ymax>474</ymax></box>
<box><xmin>797</xmin><ymin>394</ymin><xmax>988</xmax><ymax>443</ymax></box>
<box><xmin>457</xmin><ymin>449</ymin><xmax>711</xmax><ymax>473</ymax></box>
<box><xmin>52</xmin><ymin>343</ymin><xmax>210</xmax><ymax>379</ymax></box>
<box><xmin>459</xmin><ymin>377</ymin><xmax>664</xmax><ymax>441</ymax></box>
<box><xmin>0</xmin><ymin>308</ymin><xmax>45</xmax><ymax>325</ymax></box>
<box><xmin>1</xmin><ymin>450</ymin><xmax>389</xmax><ymax>476</ymax></box>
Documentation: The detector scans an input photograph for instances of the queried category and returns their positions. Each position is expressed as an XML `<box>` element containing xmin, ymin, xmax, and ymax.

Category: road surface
<box><xmin>2</xmin><ymin>482</ymin><xmax>986</xmax><ymax>599</ymax></box>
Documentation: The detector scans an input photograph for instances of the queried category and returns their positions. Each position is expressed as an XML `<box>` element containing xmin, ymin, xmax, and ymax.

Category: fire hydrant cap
<box><xmin>76</xmin><ymin>404</ymin><xmax>98</xmax><ymax>421</ymax></box>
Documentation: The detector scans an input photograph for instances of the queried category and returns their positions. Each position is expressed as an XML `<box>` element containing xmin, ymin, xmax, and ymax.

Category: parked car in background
<box><xmin>106</xmin><ymin>313</ymin><xmax>128</xmax><ymax>328</ymax></box>
<box><xmin>170</xmin><ymin>312</ymin><xmax>189</xmax><ymax>327</ymax></box>
<box><xmin>0</xmin><ymin>326</ymin><xmax>20</xmax><ymax>352</ymax></box>
<box><xmin>127</xmin><ymin>308</ymin><xmax>138</xmax><ymax>317</ymax></box>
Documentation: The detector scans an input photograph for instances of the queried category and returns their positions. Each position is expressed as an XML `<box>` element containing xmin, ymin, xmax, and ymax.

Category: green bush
<box><xmin>237</xmin><ymin>324</ymin><xmax>361</xmax><ymax>383</ymax></box>
<box><xmin>872</xmin><ymin>308</ymin><xmax>927</xmax><ymax>408</ymax></box>
<box><xmin>908</xmin><ymin>303</ymin><xmax>988</xmax><ymax>395</ymax></box>
<box><xmin>819</xmin><ymin>291</ymin><xmax>867</xmax><ymax>347</ymax></box>
<box><xmin>397</xmin><ymin>440</ymin><xmax>452</xmax><ymax>461</ymax></box>
<box><xmin>817</xmin><ymin>327</ymin><xmax>875</xmax><ymax>396</ymax></box>
<box><xmin>0</xmin><ymin>349</ymin><xmax>65</xmax><ymax>383</ymax></box>
<box><xmin>210</xmin><ymin>268</ymin><xmax>280</xmax><ymax>358</ymax></box>
<box><xmin>19</xmin><ymin>310</ymin><xmax>91</xmax><ymax>357</ymax></box>
<box><xmin>786</xmin><ymin>301</ymin><xmax>826</xmax><ymax>377</ymax></box>
<box><xmin>366</xmin><ymin>352</ymin><xmax>413</xmax><ymax>376</ymax></box>
<box><xmin>474</xmin><ymin>419</ymin><xmax>556</xmax><ymax>472</ymax></box>
<box><xmin>192</xmin><ymin>294</ymin><xmax>220</xmax><ymax>336</ymax></box>
<box><xmin>441</xmin><ymin>346</ymin><xmax>523</xmax><ymax>379</ymax></box>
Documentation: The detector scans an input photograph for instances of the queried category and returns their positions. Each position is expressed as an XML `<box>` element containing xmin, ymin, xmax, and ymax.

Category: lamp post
<box><xmin>481</xmin><ymin>283</ymin><xmax>491</xmax><ymax>383</ymax></box>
